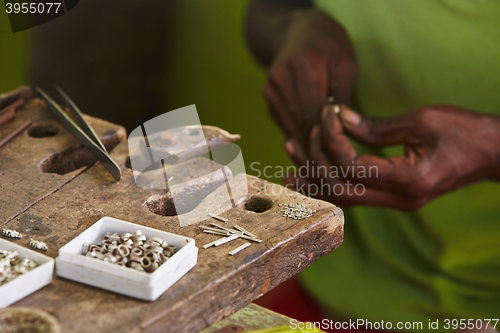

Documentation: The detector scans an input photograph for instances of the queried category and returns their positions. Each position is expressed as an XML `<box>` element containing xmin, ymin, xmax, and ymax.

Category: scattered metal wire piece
<box><xmin>213</xmin><ymin>234</ymin><xmax>239</xmax><ymax>247</ymax></box>
<box><xmin>203</xmin><ymin>230</ymin><xmax>231</xmax><ymax>237</ymax></box>
<box><xmin>208</xmin><ymin>213</ymin><xmax>228</xmax><ymax>222</ymax></box>
<box><xmin>233</xmin><ymin>225</ymin><xmax>257</xmax><ymax>239</ymax></box>
<box><xmin>30</xmin><ymin>239</ymin><xmax>48</xmax><ymax>251</ymax></box>
<box><xmin>229</xmin><ymin>243</ymin><xmax>251</xmax><ymax>256</ymax></box>
<box><xmin>237</xmin><ymin>234</ymin><xmax>262</xmax><ymax>243</ymax></box>
<box><xmin>209</xmin><ymin>223</ymin><xmax>236</xmax><ymax>234</ymax></box>
<box><xmin>2</xmin><ymin>229</ymin><xmax>22</xmax><ymax>239</ymax></box>
<box><xmin>199</xmin><ymin>226</ymin><xmax>230</xmax><ymax>235</ymax></box>
<box><xmin>201</xmin><ymin>223</ymin><xmax>261</xmax><ymax>250</ymax></box>
<box><xmin>202</xmin><ymin>241</ymin><xmax>217</xmax><ymax>249</ymax></box>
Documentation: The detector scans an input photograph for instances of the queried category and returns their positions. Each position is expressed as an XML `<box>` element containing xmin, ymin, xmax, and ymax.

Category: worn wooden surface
<box><xmin>0</xmin><ymin>91</ymin><xmax>344</xmax><ymax>333</ymax></box>
<box><xmin>200</xmin><ymin>303</ymin><xmax>293</xmax><ymax>333</ymax></box>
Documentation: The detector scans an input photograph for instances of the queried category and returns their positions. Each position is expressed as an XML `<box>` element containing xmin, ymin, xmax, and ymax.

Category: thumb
<box><xmin>337</xmin><ymin>105</ymin><xmax>417</xmax><ymax>147</ymax></box>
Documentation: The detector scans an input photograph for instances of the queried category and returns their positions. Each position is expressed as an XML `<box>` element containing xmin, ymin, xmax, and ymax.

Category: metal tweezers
<box><xmin>37</xmin><ymin>86</ymin><xmax>121</xmax><ymax>180</ymax></box>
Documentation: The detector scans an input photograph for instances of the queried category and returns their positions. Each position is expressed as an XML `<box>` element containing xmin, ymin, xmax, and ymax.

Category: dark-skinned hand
<box><xmin>284</xmin><ymin>104</ymin><xmax>500</xmax><ymax>211</ymax></box>
<box><xmin>263</xmin><ymin>9</ymin><xmax>358</xmax><ymax>146</ymax></box>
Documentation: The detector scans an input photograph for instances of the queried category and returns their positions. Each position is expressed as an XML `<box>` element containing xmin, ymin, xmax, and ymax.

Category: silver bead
<box><xmin>82</xmin><ymin>230</ymin><xmax>169</xmax><ymax>273</ymax></box>
<box><xmin>118</xmin><ymin>245</ymin><xmax>130</xmax><ymax>257</ymax></box>
<box><xmin>103</xmin><ymin>253</ymin><xmax>117</xmax><ymax>263</ymax></box>
<box><xmin>150</xmin><ymin>237</ymin><xmax>164</xmax><ymax>246</ymax></box>
<box><xmin>82</xmin><ymin>243</ymin><xmax>90</xmax><ymax>255</ymax></box>
<box><xmin>2</xmin><ymin>229</ymin><xmax>22</xmax><ymax>239</ymax></box>
<box><xmin>0</xmin><ymin>249</ymin><xmax>38</xmax><ymax>286</ymax></box>
<box><xmin>29</xmin><ymin>239</ymin><xmax>48</xmax><ymax>251</ymax></box>
<box><xmin>120</xmin><ymin>233</ymin><xmax>132</xmax><ymax>242</ymax></box>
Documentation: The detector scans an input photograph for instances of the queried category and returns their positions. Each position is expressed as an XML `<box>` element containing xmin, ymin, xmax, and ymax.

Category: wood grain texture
<box><xmin>0</xmin><ymin>90</ymin><xmax>344</xmax><ymax>333</ymax></box>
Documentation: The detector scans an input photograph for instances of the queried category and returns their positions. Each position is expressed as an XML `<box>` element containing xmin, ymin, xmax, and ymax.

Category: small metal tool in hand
<box><xmin>37</xmin><ymin>86</ymin><xmax>122</xmax><ymax>180</ymax></box>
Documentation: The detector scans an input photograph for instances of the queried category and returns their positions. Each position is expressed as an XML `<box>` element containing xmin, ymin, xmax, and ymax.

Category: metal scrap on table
<box><xmin>202</xmin><ymin>216</ymin><xmax>260</xmax><ymax>255</ymax></box>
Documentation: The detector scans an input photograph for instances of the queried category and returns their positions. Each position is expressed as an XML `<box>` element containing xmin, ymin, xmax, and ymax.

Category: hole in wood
<box><xmin>244</xmin><ymin>194</ymin><xmax>273</xmax><ymax>213</ymax></box>
<box><xmin>143</xmin><ymin>192</ymin><xmax>178</xmax><ymax>216</ymax></box>
<box><xmin>38</xmin><ymin>130</ymin><xmax>125</xmax><ymax>175</ymax></box>
<box><xmin>27</xmin><ymin>124</ymin><xmax>59</xmax><ymax>138</ymax></box>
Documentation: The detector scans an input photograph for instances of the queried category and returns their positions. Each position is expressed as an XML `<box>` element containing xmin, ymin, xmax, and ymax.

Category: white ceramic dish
<box><xmin>55</xmin><ymin>217</ymin><xmax>198</xmax><ymax>301</ymax></box>
<box><xmin>0</xmin><ymin>238</ymin><xmax>55</xmax><ymax>308</ymax></box>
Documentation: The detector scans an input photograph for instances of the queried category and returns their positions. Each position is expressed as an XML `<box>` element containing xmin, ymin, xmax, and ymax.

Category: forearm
<box><xmin>245</xmin><ymin>0</ymin><xmax>312</xmax><ymax>66</ymax></box>
<box><xmin>486</xmin><ymin>114</ymin><xmax>500</xmax><ymax>181</ymax></box>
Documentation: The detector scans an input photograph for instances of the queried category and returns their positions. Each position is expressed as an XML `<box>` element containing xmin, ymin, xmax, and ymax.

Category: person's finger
<box><xmin>284</xmin><ymin>169</ymin><xmax>431</xmax><ymax>211</ymax></box>
<box><xmin>283</xmin><ymin>173</ymin><xmax>332</xmax><ymax>203</ymax></box>
<box><xmin>267</xmin><ymin>63</ymin><xmax>302</xmax><ymax>123</ymax></box>
<box><xmin>284</xmin><ymin>139</ymin><xmax>308</xmax><ymax>170</ymax></box>
<box><xmin>338</xmin><ymin>105</ymin><xmax>420</xmax><ymax>147</ymax></box>
<box><xmin>286</xmin><ymin>125</ymin><xmax>431</xmax><ymax>209</ymax></box>
<box><xmin>327</xmin><ymin>57</ymin><xmax>357</xmax><ymax>105</ymax></box>
<box><xmin>263</xmin><ymin>80</ymin><xmax>303</xmax><ymax>143</ymax></box>
<box><xmin>318</xmin><ymin>112</ymin><xmax>422</xmax><ymax>195</ymax></box>
<box><xmin>289</xmin><ymin>52</ymin><xmax>328</xmax><ymax>127</ymax></box>
<box><xmin>320</xmin><ymin>104</ymin><xmax>358</xmax><ymax>166</ymax></box>
<box><xmin>307</xmin><ymin>124</ymin><xmax>337</xmax><ymax>183</ymax></box>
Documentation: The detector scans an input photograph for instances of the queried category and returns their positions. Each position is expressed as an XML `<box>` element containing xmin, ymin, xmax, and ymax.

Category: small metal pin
<box><xmin>203</xmin><ymin>230</ymin><xmax>231</xmax><ymax>237</ymax></box>
<box><xmin>233</xmin><ymin>225</ymin><xmax>257</xmax><ymax>239</ymax></box>
<box><xmin>199</xmin><ymin>226</ymin><xmax>230</xmax><ymax>235</ymax></box>
<box><xmin>236</xmin><ymin>233</ymin><xmax>262</xmax><ymax>243</ymax></box>
<box><xmin>209</xmin><ymin>223</ymin><xmax>236</xmax><ymax>234</ymax></box>
<box><xmin>229</xmin><ymin>242</ymin><xmax>251</xmax><ymax>256</ymax></box>
<box><xmin>202</xmin><ymin>241</ymin><xmax>217</xmax><ymax>249</ymax></box>
<box><xmin>208</xmin><ymin>213</ymin><xmax>228</xmax><ymax>222</ymax></box>
<box><xmin>213</xmin><ymin>234</ymin><xmax>239</xmax><ymax>246</ymax></box>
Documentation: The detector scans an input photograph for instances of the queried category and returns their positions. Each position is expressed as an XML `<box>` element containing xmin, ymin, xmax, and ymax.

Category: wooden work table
<box><xmin>0</xmin><ymin>90</ymin><xmax>344</xmax><ymax>333</ymax></box>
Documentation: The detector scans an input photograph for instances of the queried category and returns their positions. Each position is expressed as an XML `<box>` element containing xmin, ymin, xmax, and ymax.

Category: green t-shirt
<box><xmin>300</xmin><ymin>0</ymin><xmax>500</xmax><ymax>329</ymax></box>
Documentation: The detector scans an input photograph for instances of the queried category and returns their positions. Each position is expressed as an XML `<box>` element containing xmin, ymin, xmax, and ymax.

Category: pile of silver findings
<box><xmin>2</xmin><ymin>229</ymin><xmax>22</xmax><ymax>239</ymax></box>
<box><xmin>201</xmin><ymin>221</ymin><xmax>260</xmax><ymax>255</ymax></box>
<box><xmin>0</xmin><ymin>249</ymin><xmax>38</xmax><ymax>286</ymax></box>
<box><xmin>279</xmin><ymin>203</ymin><xmax>316</xmax><ymax>220</ymax></box>
<box><xmin>82</xmin><ymin>231</ymin><xmax>176</xmax><ymax>273</ymax></box>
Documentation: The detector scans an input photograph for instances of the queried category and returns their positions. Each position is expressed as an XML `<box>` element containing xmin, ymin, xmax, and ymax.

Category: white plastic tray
<box><xmin>0</xmin><ymin>238</ymin><xmax>55</xmax><ymax>308</ymax></box>
<box><xmin>55</xmin><ymin>217</ymin><xmax>198</xmax><ymax>301</ymax></box>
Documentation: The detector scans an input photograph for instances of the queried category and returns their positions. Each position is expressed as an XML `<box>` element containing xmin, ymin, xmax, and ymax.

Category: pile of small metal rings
<box><xmin>279</xmin><ymin>203</ymin><xmax>316</xmax><ymax>220</ymax></box>
<box><xmin>0</xmin><ymin>249</ymin><xmax>38</xmax><ymax>286</ymax></box>
<box><xmin>82</xmin><ymin>231</ymin><xmax>177</xmax><ymax>273</ymax></box>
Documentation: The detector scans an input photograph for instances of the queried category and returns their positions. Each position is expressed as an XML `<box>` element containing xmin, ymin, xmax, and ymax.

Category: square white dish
<box><xmin>0</xmin><ymin>238</ymin><xmax>55</xmax><ymax>308</ymax></box>
<box><xmin>55</xmin><ymin>217</ymin><xmax>198</xmax><ymax>301</ymax></box>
